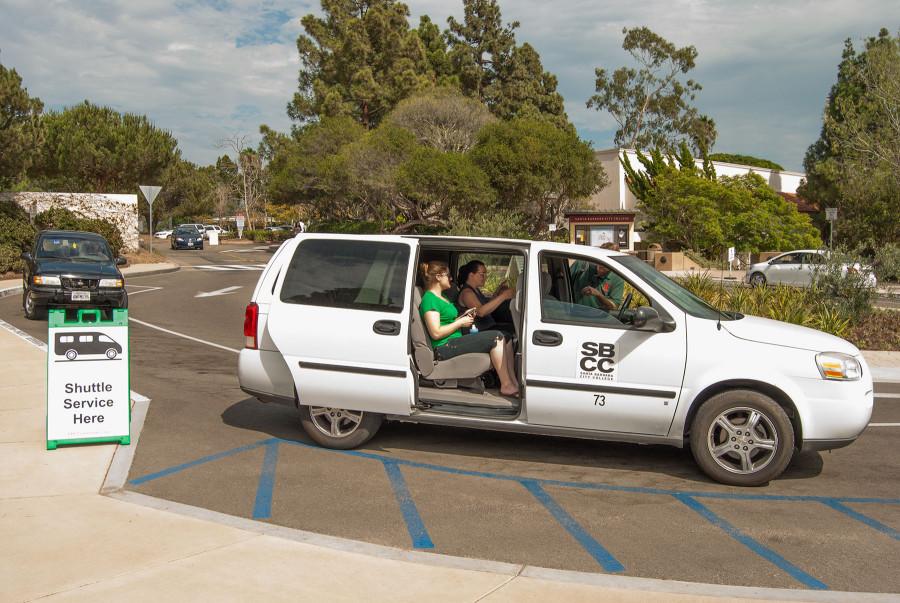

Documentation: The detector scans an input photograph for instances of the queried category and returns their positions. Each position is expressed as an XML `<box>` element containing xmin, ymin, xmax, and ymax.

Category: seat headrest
<box><xmin>541</xmin><ymin>272</ymin><xmax>552</xmax><ymax>295</ymax></box>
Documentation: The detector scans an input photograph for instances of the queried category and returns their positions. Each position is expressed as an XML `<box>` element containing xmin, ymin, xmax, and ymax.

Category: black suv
<box><xmin>21</xmin><ymin>230</ymin><xmax>128</xmax><ymax>320</ymax></box>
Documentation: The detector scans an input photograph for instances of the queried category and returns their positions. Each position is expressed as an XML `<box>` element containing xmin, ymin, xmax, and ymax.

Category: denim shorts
<box><xmin>433</xmin><ymin>330</ymin><xmax>504</xmax><ymax>361</ymax></box>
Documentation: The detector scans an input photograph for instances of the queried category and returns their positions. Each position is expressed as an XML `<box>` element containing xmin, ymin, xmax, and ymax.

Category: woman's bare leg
<box><xmin>502</xmin><ymin>341</ymin><xmax>519</xmax><ymax>390</ymax></box>
<box><xmin>489</xmin><ymin>338</ymin><xmax>518</xmax><ymax>396</ymax></box>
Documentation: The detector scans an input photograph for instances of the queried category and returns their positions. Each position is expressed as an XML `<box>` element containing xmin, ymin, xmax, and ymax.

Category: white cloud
<box><xmin>1</xmin><ymin>0</ymin><xmax>896</xmax><ymax>171</ymax></box>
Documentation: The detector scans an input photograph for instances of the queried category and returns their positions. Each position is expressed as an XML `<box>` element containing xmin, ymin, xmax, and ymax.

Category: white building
<box><xmin>566</xmin><ymin>149</ymin><xmax>810</xmax><ymax>251</ymax></box>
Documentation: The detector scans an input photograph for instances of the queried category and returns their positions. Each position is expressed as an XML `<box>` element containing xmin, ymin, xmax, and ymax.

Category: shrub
<box><xmin>874</xmin><ymin>243</ymin><xmax>900</xmax><ymax>283</ymax></box>
<box><xmin>310</xmin><ymin>220</ymin><xmax>382</xmax><ymax>234</ymax></box>
<box><xmin>442</xmin><ymin>208</ymin><xmax>531</xmax><ymax>240</ymax></box>
<box><xmin>0</xmin><ymin>202</ymin><xmax>35</xmax><ymax>251</ymax></box>
<box><xmin>0</xmin><ymin>244</ymin><xmax>25</xmax><ymax>274</ymax></box>
<box><xmin>33</xmin><ymin>207</ymin><xmax>125</xmax><ymax>258</ymax></box>
<box><xmin>811</xmin><ymin>246</ymin><xmax>876</xmax><ymax>318</ymax></box>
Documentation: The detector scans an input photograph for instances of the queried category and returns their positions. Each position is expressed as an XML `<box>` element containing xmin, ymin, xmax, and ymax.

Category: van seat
<box><xmin>411</xmin><ymin>287</ymin><xmax>491</xmax><ymax>382</ymax></box>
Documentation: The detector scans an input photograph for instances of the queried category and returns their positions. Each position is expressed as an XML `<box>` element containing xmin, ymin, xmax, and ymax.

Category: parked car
<box><xmin>171</xmin><ymin>226</ymin><xmax>204</xmax><ymax>250</ymax></box>
<box><xmin>264</xmin><ymin>225</ymin><xmax>290</xmax><ymax>232</ymax></box>
<box><xmin>154</xmin><ymin>229</ymin><xmax>173</xmax><ymax>239</ymax></box>
<box><xmin>238</xmin><ymin>234</ymin><xmax>873</xmax><ymax>486</ymax></box>
<box><xmin>20</xmin><ymin>230</ymin><xmax>128</xmax><ymax>320</ymax></box>
<box><xmin>204</xmin><ymin>225</ymin><xmax>223</xmax><ymax>238</ymax></box>
<box><xmin>747</xmin><ymin>250</ymin><xmax>877</xmax><ymax>288</ymax></box>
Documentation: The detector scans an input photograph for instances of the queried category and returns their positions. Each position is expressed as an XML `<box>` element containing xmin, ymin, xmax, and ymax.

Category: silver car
<box><xmin>746</xmin><ymin>250</ymin><xmax>877</xmax><ymax>287</ymax></box>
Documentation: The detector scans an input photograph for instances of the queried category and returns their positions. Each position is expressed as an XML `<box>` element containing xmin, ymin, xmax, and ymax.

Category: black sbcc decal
<box><xmin>577</xmin><ymin>342</ymin><xmax>616</xmax><ymax>382</ymax></box>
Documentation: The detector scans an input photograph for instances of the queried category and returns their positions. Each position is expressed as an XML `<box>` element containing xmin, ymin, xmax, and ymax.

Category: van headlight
<box><xmin>33</xmin><ymin>275</ymin><xmax>61</xmax><ymax>286</ymax></box>
<box><xmin>99</xmin><ymin>279</ymin><xmax>124</xmax><ymax>288</ymax></box>
<box><xmin>816</xmin><ymin>352</ymin><xmax>862</xmax><ymax>381</ymax></box>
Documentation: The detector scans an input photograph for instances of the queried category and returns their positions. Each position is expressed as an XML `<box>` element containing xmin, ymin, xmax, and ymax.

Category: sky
<box><xmin>1</xmin><ymin>0</ymin><xmax>897</xmax><ymax>172</ymax></box>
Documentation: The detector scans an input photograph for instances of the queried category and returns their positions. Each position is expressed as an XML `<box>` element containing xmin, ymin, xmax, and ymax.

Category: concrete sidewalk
<box><xmin>3</xmin><ymin>328</ymin><xmax>899</xmax><ymax>600</ymax></box>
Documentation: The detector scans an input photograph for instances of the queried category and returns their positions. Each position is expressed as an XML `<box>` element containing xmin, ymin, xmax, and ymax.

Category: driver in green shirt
<box><xmin>570</xmin><ymin>243</ymin><xmax>625</xmax><ymax>311</ymax></box>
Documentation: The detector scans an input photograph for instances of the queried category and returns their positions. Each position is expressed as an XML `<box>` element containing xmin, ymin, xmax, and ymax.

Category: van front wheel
<box><xmin>690</xmin><ymin>390</ymin><xmax>794</xmax><ymax>486</ymax></box>
<box><xmin>299</xmin><ymin>405</ymin><xmax>382</xmax><ymax>449</ymax></box>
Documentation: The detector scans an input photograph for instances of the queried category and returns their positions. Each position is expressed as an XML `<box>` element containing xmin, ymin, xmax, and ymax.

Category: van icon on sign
<box><xmin>54</xmin><ymin>332</ymin><xmax>122</xmax><ymax>361</ymax></box>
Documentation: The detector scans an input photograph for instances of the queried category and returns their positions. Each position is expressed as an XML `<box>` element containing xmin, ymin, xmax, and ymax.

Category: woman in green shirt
<box><xmin>419</xmin><ymin>261</ymin><xmax>519</xmax><ymax>397</ymax></box>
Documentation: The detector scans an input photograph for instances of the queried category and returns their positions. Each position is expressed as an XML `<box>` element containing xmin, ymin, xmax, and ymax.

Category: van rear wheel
<box><xmin>299</xmin><ymin>405</ymin><xmax>382</xmax><ymax>449</ymax></box>
<box><xmin>690</xmin><ymin>390</ymin><xmax>794</xmax><ymax>486</ymax></box>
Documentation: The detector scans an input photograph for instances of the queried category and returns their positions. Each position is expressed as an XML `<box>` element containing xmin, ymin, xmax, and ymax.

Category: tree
<box><xmin>587</xmin><ymin>26</ymin><xmax>716</xmax><ymax>153</ymax></box>
<box><xmin>288</xmin><ymin>0</ymin><xmax>432</xmax><ymax>129</ymax></box>
<box><xmin>471</xmin><ymin>117</ymin><xmax>607</xmax><ymax>236</ymax></box>
<box><xmin>802</xmin><ymin>28</ymin><xmax>900</xmax><ymax>247</ymax></box>
<box><xmin>220</xmin><ymin>134</ymin><xmax>267</xmax><ymax>229</ymax></box>
<box><xmin>416</xmin><ymin>16</ymin><xmax>458</xmax><ymax>88</ymax></box>
<box><xmin>30</xmin><ymin>101</ymin><xmax>178</xmax><ymax>193</ymax></box>
<box><xmin>0</xmin><ymin>62</ymin><xmax>44</xmax><ymax>189</ymax></box>
<box><xmin>384</xmin><ymin>87</ymin><xmax>495</xmax><ymax>152</ymax></box>
<box><xmin>446</xmin><ymin>0</ymin><xmax>518</xmax><ymax>102</ymax></box>
<box><xmin>627</xmin><ymin>147</ymin><xmax>820</xmax><ymax>254</ymax></box>
<box><xmin>446</xmin><ymin>0</ymin><xmax>567</xmax><ymax>126</ymax></box>
<box><xmin>265</xmin><ymin>116</ymin><xmax>365</xmax><ymax>210</ymax></box>
<box><xmin>158</xmin><ymin>159</ymin><xmax>216</xmax><ymax>223</ymax></box>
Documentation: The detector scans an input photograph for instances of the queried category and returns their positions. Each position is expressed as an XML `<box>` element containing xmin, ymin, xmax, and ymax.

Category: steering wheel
<box><xmin>617</xmin><ymin>292</ymin><xmax>633</xmax><ymax>321</ymax></box>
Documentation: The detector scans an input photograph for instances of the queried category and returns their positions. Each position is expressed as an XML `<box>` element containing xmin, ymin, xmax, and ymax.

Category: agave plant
<box><xmin>809</xmin><ymin>302</ymin><xmax>852</xmax><ymax>337</ymax></box>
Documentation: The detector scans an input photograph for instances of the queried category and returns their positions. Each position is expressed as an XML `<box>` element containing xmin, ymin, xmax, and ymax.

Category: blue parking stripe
<box><xmin>822</xmin><ymin>500</ymin><xmax>900</xmax><ymax>541</ymax></box>
<box><xmin>521</xmin><ymin>479</ymin><xmax>624</xmax><ymax>573</ymax></box>
<box><xmin>383</xmin><ymin>461</ymin><xmax>434</xmax><ymax>549</ymax></box>
<box><xmin>252</xmin><ymin>441</ymin><xmax>280</xmax><ymax>519</ymax></box>
<box><xmin>128</xmin><ymin>438</ymin><xmax>276</xmax><ymax>485</ymax></box>
<box><xmin>674</xmin><ymin>493</ymin><xmax>828</xmax><ymax>590</ymax></box>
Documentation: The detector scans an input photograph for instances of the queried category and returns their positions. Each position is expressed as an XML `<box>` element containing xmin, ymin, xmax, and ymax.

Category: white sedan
<box><xmin>153</xmin><ymin>229</ymin><xmax>173</xmax><ymax>239</ymax></box>
<box><xmin>747</xmin><ymin>250</ymin><xmax>877</xmax><ymax>287</ymax></box>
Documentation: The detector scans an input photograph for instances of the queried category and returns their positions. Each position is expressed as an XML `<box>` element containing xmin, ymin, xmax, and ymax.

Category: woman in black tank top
<box><xmin>457</xmin><ymin>260</ymin><xmax>516</xmax><ymax>339</ymax></box>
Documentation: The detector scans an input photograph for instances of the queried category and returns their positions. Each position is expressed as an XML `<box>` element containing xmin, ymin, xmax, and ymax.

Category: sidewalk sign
<box><xmin>208</xmin><ymin>230</ymin><xmax>219</xmax><ymax>246</ymax></box>
<box><xmin>47</xmin><ymin>308</ymin><xmax>130</xmax><ymax>450</ymax></box>
<box><xmin>236</xmin><ymin>214</ymin><xmax>245</xmax><ymax>239</ymax></box>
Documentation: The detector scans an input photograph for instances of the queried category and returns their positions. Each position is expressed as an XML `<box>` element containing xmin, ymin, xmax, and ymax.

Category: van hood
<box><xmin>723</xmin><ymin>315</ymin><xmax>859</xmax><ymax>355</ymax></box>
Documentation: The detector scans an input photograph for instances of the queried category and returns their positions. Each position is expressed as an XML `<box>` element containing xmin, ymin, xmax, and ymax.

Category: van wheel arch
<box><xmin>683</xmin><ymin>380</ymin><xmax>802</xmax><ymax>448</ymax></box>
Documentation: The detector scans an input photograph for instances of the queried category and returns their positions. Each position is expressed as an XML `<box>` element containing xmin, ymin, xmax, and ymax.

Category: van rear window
<box><xmin>280</xmin><ymin>239</ymin><xmax>409</xmax><ymax>313</ymax></box>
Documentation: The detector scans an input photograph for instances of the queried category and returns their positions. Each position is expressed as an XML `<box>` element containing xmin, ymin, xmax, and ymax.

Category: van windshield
<box><xmin>610</xmin><ymin>255</ymin><xmax>737</xmax><ymax>321</ymax></box>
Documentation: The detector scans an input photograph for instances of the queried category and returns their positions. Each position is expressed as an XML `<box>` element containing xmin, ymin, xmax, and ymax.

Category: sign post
<box><xmin>139</xmin><ymin>185</ymin><xmax>162</xmax><ymax>253</ymax></box>
<box><xmin>236</xmin><ymin>213</ymin><xmax>245</xmax><ymax>239</ymax></box>
<box><xmin>727</xmin><ymin>246</ymin><xmax>736</xmax><ymax>275</ymax></box>
<box><xmin>47</xmin><ymin>309</ymin><xmax>130</xmax><ymax>450</ymax></box>
<box><xmin>825</xmin><ymin>207</ymin><xmax>838</xmax><ymax>248</ymax></box>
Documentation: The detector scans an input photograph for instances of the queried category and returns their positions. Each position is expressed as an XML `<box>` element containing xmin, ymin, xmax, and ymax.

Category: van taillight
<box><xmin>243</xmin><ymin>302</ymin><xmax>259</xmax><ymax>349</ymax></box>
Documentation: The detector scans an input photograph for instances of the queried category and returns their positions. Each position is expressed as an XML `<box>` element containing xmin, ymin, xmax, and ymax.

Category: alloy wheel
<box><xmin>706</xmin><ymin>406</ymin><xmax>778</xmax><ymax>475</ymax></box>
<box><xmin>308</xmin><ymin>406</ymin><xmax>364</xmax><ymax>438</ymax></box>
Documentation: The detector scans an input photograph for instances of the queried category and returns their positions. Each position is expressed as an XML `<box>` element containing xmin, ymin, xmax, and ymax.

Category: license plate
<box><xmin>71</xmin><ymin>291</ymin><xmax>90</xmax><ymax>301</ymax></box>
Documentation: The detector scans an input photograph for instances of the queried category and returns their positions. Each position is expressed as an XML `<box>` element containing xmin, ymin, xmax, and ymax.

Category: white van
<box><xmin>238</xmin><ymin>234</ymin><xmax>873</xmax><ymax>486</ymax></box>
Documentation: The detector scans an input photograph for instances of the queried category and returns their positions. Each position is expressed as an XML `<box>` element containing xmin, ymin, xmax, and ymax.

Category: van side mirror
<box><xmin>632</xmin><ymin>306</ymin><xmax>675</xmax><ymax>332</ymax></box>
<box><xmin>116</xmin><ymin>257</ymin><xmax>127</xmax><ymax>266</ymax></box>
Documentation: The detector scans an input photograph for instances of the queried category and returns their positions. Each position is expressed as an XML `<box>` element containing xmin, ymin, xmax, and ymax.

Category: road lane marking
<box><xmin>195</xmin><ymin>286</ymin><xmax>243</xmax><ymax>298</ymax></box>
<box><xmin>193</xmin><ymin>264</ymin><xmax>265</xmax><ymax>271</ymax></box>
<box><xmin>221</xmin><ymin>247</ymin><xmax>269</xmax><ymax>253</ymax></box>
<box><xmin>869</xmin><ymin>423</ymin><xmax>900</xmax><ymax>427</ymax></box>
<box><xmin>126</xmin><ymin>286</ymin><xmax>163</xmax><ymax>296</ymax></box>
<box><xmin>127</xmin><ymin>317</ymin><xmax>240</xmax><ymax>354</ymax></box>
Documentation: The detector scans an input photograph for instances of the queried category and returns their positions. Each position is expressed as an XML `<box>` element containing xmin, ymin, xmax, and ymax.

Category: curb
<box><xmin>0</xmin><ymin>285</ymin><xmax>22</xmax><ymax>299</ymax></box>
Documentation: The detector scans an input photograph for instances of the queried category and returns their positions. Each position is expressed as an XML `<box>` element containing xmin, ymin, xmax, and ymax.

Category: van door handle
<box><xmin>533</xmin><ymin>330</ymin><xmax>562</xmax><ymax>346</ymax></box>
<box><xmin>373</xmin><ymin>320</ymin><xmax>401</xmax><ymax>336</ymax></box>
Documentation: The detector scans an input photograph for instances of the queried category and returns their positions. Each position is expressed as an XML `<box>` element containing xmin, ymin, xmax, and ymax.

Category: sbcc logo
<box><xmin>578</xmin><ymin>342</ymin><xmax>616</xmax><ymax>381</ymax></box>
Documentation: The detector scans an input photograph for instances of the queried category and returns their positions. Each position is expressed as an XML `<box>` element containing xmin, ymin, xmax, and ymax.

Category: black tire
<box><xmin>299</xmin><ymin>405</ymin><xmax>382</xmax><ymax>449</ymax></box>
<box><xmin>749</xmin><ymin>272</ymin><xmax>767</xmax><ymax>287</ymax></box>
<box><xmin>119</xmin><ymin>291</ymin><xmax>128</xmax><ymax>310</ymax></box>
<box><xmin>689</xmin><ymin>389</ymin><xmax>794</xmax><ymax>486</ymax></box>
<box><xmin>23</xmin><ymin>289</ymin><xmax>46</xmax><ymax>320</ymax></box>
<box><xmin>105</xmin><ymin>348</ymin><xmax>117</xmax><ymax>359</ymax></box>
<box><xmin>65</xmin><ymin>349</ymin><xmax>77</xmax><ymax>361</ymax></box>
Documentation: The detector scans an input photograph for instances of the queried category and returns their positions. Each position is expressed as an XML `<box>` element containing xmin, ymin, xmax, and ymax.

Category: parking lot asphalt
<box><xmin>2</xmin><ymin>243</ymin><xmax>898</xmax><ymax>594</ymax></box>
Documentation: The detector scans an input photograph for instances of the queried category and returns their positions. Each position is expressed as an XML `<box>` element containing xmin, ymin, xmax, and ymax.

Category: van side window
<box><xmin>79</xmin><ymin>335</ymin><xmax>93</xmax><ymax>343</ymax></box>
<box><xmin>540</xmin><ymin>253</ymin><xmax>652</xmax><ymax>328</ymax></box>
<box><xmin>280</xmin><ymin>239</ymin><xmax>409</xmax><ymax>313</ymax></box>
